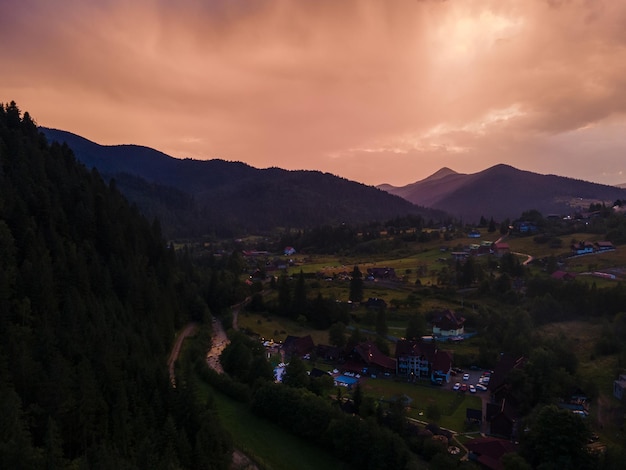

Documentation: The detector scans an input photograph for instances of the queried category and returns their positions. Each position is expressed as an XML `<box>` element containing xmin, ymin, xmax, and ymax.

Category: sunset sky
<box><xmin>2</xmin><ymin>0</ymin><xmax>626</xmax><ymax>187</ymax></box>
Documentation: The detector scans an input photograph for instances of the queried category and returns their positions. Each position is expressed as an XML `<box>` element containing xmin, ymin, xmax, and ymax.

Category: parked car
<box><xmin>463</xmin><ymin>373</ymin><xmax>470</xmax><ymax>381</ymax></box>
<box><xmin>469</xmin><ymin>384</ymin><xmax>476</xmax><ymax>393</ymax></box>
<box><xmin>461</xmin><ymin>383</ymin><xmax>468</xmax><ymax>392</ymax></box>
<box><xmin>453</xmin><ymin>382</ymin><xmax>461</xmax><ymax>391</ymax></box>
<box><xmin>475</xmin><ymin>383</ymin><xmax>488</xmax><ymax>392</ymax></box>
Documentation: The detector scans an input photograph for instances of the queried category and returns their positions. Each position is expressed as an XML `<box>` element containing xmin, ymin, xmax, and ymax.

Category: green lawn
<box><xmin>359</xmin><ymin>377</ymin><xmax>482</xmax><ymax>432</ymax></box>
<box><xmin>196</xmin><ymin>382</ymin><xmax>347</xmax><ymax>470</ymax></box>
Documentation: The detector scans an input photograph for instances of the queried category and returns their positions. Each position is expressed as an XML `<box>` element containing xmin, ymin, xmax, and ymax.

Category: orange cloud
<box><xmin>2</xmin><ymin>0</ymin><xmax>626</xmax><ymax>186</ymax></box>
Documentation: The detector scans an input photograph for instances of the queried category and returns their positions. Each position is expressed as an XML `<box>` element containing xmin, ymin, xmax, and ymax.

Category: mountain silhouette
<box><xmin>42</xmin><ymin>128</ymin><xmax>446</xmax><ymax>236</ymax></box>
<box><xmin>379</xmin><ymin>164</ymin><xmax>626</xmax><ymax>222</ymax></box>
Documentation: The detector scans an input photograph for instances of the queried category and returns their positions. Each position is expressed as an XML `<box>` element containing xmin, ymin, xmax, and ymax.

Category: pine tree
<box><xmin>349</xmin><ymin>266</ymin><xmax>364</xmax><ymax>303</ymax></box>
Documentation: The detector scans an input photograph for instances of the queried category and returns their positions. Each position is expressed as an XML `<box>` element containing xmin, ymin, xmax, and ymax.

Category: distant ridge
<box><xmin>41</xmin><ymin>128</ymin><xmax>447</xmax><ymax>237</ymax></box>
<box><xmin>378</xmin><ymin>164</ymin><xmax>626</xmax><ymax>222</ymax></box>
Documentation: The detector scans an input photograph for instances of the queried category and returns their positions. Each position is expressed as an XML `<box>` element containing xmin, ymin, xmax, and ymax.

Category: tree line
<box><xmin>0</xmin><ymin>102</ymin><xmax>239</xmax><ymax>468</ymax></box>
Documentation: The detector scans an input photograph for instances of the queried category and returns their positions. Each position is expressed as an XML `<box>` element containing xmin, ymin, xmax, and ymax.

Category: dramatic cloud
<box><xmin>2</xmin><ymin>0</ymin><xmax>626</xmax><ymax>186</ymax></box>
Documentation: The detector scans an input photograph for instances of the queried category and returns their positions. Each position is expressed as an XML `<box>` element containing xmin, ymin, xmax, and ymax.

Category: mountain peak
<box><xmin>423</xmin><ymin>167</ymin><xmax>459</xmax><ymax>182</ymax></box>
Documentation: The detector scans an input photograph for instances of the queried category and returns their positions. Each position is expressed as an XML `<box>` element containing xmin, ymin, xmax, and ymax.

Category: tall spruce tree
<box><xmin>349</xmin><ymin>265</ymin><xmax>364</xmax><ymax>303</ymax></box>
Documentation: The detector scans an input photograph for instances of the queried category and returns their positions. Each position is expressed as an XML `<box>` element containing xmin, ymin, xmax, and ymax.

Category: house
<box><xmin>470</xmin><ymin>242</ymin><xmax>494</xmax><ymax>256</ymax></box>
<box><xmin>571</xmin><ymin>241</ymin><xmax>594</xmax><ymax>255</ymax></box>
<box><xmin>283</xmin><ymin>246</ymin><xmax>296</xmax><ymax>256</ymax></box>
<box><xmin>516</xmin><ymin>221</ymin><xmax>538</xmax><ymax>233</ymax></box>
<box><xmin>315</xmin><ymin>344</ymin><xmax>343</xmax><ymax>362</ymax></box>
<box><xmin>367</xmin><ymin>267</ymin><xmax>397</xmax><ymax>280</ymax></box>
<box><xmin>493</xmin><ymin>242</ymin><xmax>510</xmax><ymax>257</ymax></box>
<box><xmin>614</xmin><ymin>374</ymin><xmax>626</xmax><ymax>401</ymax></box>
<box><xmin>488</xmin><ymin>354</ymin><xmax>526</xmax><ymax>402</ymax></box>
<box><xmin>346</xmin><ymin>341</ymin><xmax>396</xmax><ymax>375</ymax></box>
<box><xmin>451</xmin><ymin>251</ymin><xmax>470</xmax><ymax>261</ymax></box>
<box><xmin>282</xmin><ymin>335</ymin><xmax>315</xmax><ymax>358</ymax></box>
<box><xmin>468</xmin><ymin>230</ymin><xmax>481</xmax><ymax>238</ymax></box>
<box><xmin>396</xmin><ymin>339</ymin><xmax>435</xmax><ymax>379</ymax></box>
<box><xmin>486</xmin><ymin>399</ymin><xmax>519</xmax><ymax>440</ymax></box>
<box><xmin>465</xmin><ymin>437</ymin><xmax>518</xmax><ymax>470</ymax></box>
<box><xmin>595</xmin><ymin>241</ymin><xmax>615</xmax><ymax>252</ymax></box>
<box><xmin>558</xmin><ymin>387</ymin><xmax>590</xmax><ymax>413</ymax></box>
<box><xmin>431</xmin><ymin>309</ymin><xmax>465</xmax><ymax>337</ymax></box>
<box><xmin>395</xmin><ymin>339</ymin><xmax>452</xmax><ymax>383</ymax></box>
<box><xmin>551</xmin><ymin>270</ymin><xmax>577</xmax><ymax>281</ymax></box>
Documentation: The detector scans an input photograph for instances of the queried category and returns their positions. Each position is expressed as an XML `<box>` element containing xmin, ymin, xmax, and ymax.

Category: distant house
<box><xmin>282</xmin><ymin>335</ymin><xmax>315</xmax><ymax>358</ymax></box>
<box><xmin>367</xmin><ymin>267</ymin><xmax>397</xmax><ymax>280</ymax></box>
<box><xmin>284</xmin><ymin>246</ymin><xmax>296</xmax><ymax>256</ymax></box>
<box><xmin>365</xmin><ymin>297</ymin><xmax>387</xmax><ymax>310</ymax></box>
<box><xmin>485</xmin><ymin>353</ymin><xmax>525</xmax><ymax>440</ymax></box>
<box><xmin>571</xmin><ymin>241</ymin><xmax>594</xmax><ymax>255</ymax></box>
<box><xmin>551</xmin><ymin>270</ymin><xmax>577</xmax><ymax>281</ymax></box>
<box><xmin>595</xmin><ymin>241</ymin><xmax>615</xmax><ymax>252</ymax></box>
<box><xmin>451</xmin><ymin>251</ymin><xmax>470</xmax><ymax>261</ymax></box>
<box><xmin>614</xmin><ymin>374</ymin><xmax>626</xmax><ymax>401</ymax></box>
<box><xmin>395</xmin><ymin>339</ymin><xmax>453</xmax><ymax>383</ymax></box>
<box><xmin>431</xmin><ymin>309</ymin><xmax>465</xmax><ymax>337</ymax></box>
<box><xmin>346</xmin><ymin>341</ymin><xmax>396</xmax><ymax>375</ymax></box>
<box><xmin>465</xmin><ymin>437</ymin><xmax>518</xmax><ymax>470</ymax></box>
<box><xmin>516</xmin><ymin>221</ymin><xmax>538</xmax><ymax>233</ymax></box>
<box><xmin>486</xmin><ymin>399</ymin><xmax>519</xmax><ymax>440</ymax></box>
<box><xmin>468</xmin><ymin>230</ymin><xmax>481</xmax><ymax>238</ymax></box>
<box><xmin>558</xmin><ymin>387</ymin><xmax>590</xmax><ymax>413</ymax></box>
<box><xmin>493</xmin><ymin>242</ymin><xmax>510</xmax><ymax>257</ymax></box>
<box><xmin>488</xmin><ymin>354</ymin><xmax>526</xmax><ymax>402</ymax></box>
<box><xmin>470</xmin><ymin>242</ymin><xmax>493</xmax><ymax>257</ymax></box>
<box><xmin>315</xmin><ymin>344</ymin><xmax>342</xmax><ymax>362</ymax></box>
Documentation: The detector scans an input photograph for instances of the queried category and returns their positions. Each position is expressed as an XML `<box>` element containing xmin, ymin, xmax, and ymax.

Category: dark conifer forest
<box><xmin>0</xmin><ymin>102</ymin><xmax>233</xmax><ymax>468</ymax></box>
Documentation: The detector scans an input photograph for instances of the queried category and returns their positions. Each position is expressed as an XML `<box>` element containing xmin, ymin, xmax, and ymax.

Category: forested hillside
<box><xmin>0</xmin><ymin>102</ymin><xmax>233</xmax><ymax>468</ymax></box>
<box><xmin>42</xmin><ymin>128</ymin><xmax>447</xmax><ymax>238</ymax></box>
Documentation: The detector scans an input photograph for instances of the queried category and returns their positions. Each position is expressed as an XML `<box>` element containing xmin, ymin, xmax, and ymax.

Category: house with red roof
<box><xmin>493</xmin><ymin>242</ymin><xmax>510</xmax><ymax>257</ymax></box>
<box><xmin>551</xmin><ymin>270</ymin><xmax>576</xmax><ymax>281</ymax></box>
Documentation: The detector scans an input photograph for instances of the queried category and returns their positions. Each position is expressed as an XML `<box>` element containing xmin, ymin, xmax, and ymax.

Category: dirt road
<box><xmin>167</xmin><ymin>322</ymin><xmax>199</xmax><ymax>387</ymax></box>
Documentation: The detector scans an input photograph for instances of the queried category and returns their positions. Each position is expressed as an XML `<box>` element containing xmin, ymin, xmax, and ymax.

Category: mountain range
<box><xmin>42</xmin><ymin>128</ymin><xmax>626</xmax><ymax>234</ymax></box>
<box><xmin>379</xmin><ymin>165</ymin><xmax>626</xmax><ymax>222</ymax></box>
<box><xmin>41</xmin><ymin>128</ymin><xmax>444</xmax><ymax>237</ymax></box>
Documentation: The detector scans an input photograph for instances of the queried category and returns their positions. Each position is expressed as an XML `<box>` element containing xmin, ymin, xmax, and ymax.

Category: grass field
<box><xmin>237</xmin><ymin>311</ymin><xmax>331</xmax><ymax>345</ymax></box>
<box><xmin>195</xmin><ymin>381</ymin><xmax>346</xmax><ymax>470</ymax></box>
<box><xmin>358</xmin><ymin>377</ymin><xmax>482</xmax><ymax>431</ymax></box>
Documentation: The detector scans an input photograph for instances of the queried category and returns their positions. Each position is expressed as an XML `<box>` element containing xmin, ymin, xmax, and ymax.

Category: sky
<box><xmin>2</xmin><ymin>0</ymin><xmax>626</xmax><ymax>187</ymax></box>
